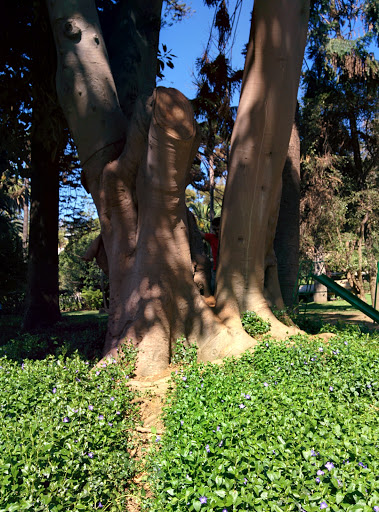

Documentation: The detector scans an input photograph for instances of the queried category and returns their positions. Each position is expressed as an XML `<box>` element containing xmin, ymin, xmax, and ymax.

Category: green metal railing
<box><xmin>312</xmin><ymin>273</ymin><xmax>379</xmax><ymax>324</ymax></box>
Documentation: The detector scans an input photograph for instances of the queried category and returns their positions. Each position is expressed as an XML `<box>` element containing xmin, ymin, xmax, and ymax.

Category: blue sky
<box><xmin>158</xmin><ymin>0</ymin><xmax>378</xmax><ymax>104</ymax></box>
<box><xmin>158</xmin><ymin>0</ymin><xmax>252</xmax><ymax>101</ymax></box>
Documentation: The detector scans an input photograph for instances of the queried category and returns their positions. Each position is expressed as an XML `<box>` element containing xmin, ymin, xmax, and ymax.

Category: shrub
<box><xmin>171</xmin><ymin>336</ymin><xmax>198</xmax><ymax>366</ymax></box>
<box><xmin>81</xmin><ymin>288</ymin><xmax>103</xmax><ymax>311</ymax></box>
<box><xmin>241</xmin><ymin>311</ymin><xmax>271</xmax><ymax>336</ymax></box>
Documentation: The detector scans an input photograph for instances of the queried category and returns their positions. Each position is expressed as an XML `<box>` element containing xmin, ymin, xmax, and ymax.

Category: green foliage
<box><xmin>149</xmin><ymin>331</ymin><xmax>379</xmax><ymax>511</ymax></box>
<box><xmin>59</xmin><ymin>215</ymin><xmax>107</xmax><ymax>311</ymax></box>
<box><xmin>81</xmin><ymin>288</ymin><xmax>103</xmax><ymax>311</ymax></box>
<box><xmin>0</xmin><ymin>182</ymin><xmax>27</xmax><ymax>309</ymax></box>
<box><xmin>0</xmin><ymin>346</ymin><xmax>138</xmax><ymax>511</ymax></box>
<box><xmin>241</xmin><ymin>311</ymin><xmax>271</xmax><ymax>337</ymax></box>
<box><xmin>171</xmin><ymin>336</ymin><xmax>198</xmax><ymax>366</ymax></box>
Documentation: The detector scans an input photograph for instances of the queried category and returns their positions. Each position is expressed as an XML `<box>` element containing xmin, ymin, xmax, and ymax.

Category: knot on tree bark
<box><xmin>63</xmin><ymin>20</ymin><xmax>82</xmax><ymax>42</ymax></box>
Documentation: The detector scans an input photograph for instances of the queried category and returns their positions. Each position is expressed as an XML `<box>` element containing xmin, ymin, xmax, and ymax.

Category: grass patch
<box><xmin>0</xmin><ymin>312</ymin><xmax>108</xmax><ymax>362</ymax></box>
<box><xmin>298</xmin><ymin>294</ymin><xmax>373</xmax><ymax>313</ymax></box>
<box><xmin>149</xmin><ymin>332</ymin><xmax>379</xmax><ymax>511</ymax></box>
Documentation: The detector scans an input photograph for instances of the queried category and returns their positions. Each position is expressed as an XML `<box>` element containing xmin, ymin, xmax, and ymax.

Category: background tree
<box><xmin>299</xmin><ymin>0</ymin><xmax>379</xmax><ymax>303</ymax></box>
<box><xmin>0</xmin><ymin>177</ymin><xmax>27</xmax><ymax>312</ymax></box>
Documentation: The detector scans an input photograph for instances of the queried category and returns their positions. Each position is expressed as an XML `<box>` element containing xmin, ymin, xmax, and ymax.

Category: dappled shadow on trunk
<box><xmin>83</xmin><ymin>88</ymin><xmax>256</xmax><ymax>377</ymax></box>
<box><xmin>215</xmin><ymin>0</ymin><xmax>309</xmax><ymax>340</ymax></box>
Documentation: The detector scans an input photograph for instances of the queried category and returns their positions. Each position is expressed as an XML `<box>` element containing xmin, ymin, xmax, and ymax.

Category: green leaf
<box><xmin>193</xmin><ymin>500</ymin><xmax>201</xmax><ymax>512</ymax></box>
<box><xmin>335</xmin><ymin>492</ymin><xmax>344</xmax><ymax>504</ymax></box>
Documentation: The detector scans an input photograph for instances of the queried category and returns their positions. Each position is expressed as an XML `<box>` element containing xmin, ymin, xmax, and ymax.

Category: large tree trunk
<box><xmin>23</xmin><ymin>0</ymin><xmax>65</xmax><ymax>330</ymax></box>
<box><xmin>274</xmin><ymin>114</ymin><xmax>301</xmax><ymax>309</ymax></box>
<box><xmin>47</xmin><ymin>0</ymin><xmax>255</xmax><ymax>376</ymax></box>
<box><xmin>216</xmin><ymin>0</ymin><xmax>309</xmax><ymax>337</ymax></box>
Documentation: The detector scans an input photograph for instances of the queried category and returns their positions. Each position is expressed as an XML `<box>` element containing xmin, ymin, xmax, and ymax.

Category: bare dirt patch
<box><xmin>124</xmin><ymin>368</ymin><xmax>177</xmax><ymax>511</ymax></box>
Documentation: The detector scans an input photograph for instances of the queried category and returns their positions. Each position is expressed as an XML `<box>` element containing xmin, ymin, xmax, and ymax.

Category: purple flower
<box><xmin>239</xmin><ymin>404</ymin><xmax>245</xmax><ymax>409</ymax></box>
<box><xmin>318</xmin><ymin>347</ymin><xmax>323</xmax><ymax>352</ymax></box>
<box><xmin>199</xmin><ymin>496</ymin><xmax>207</xmax><ymax>504</ymax></box>
<box><xmin>223</xmin><ymin>509</ymin><xmax>228</xmax><ymax>512</ymax></box>
<box><xmin>325</xmin><ymin>462</ymin><xmax>334</xmax><ymax>471</ymax></box>
<box><xmin>244</xmin><ymin>394</ymin><xmax>251</xmax><ymax>399</ymax></box>
<box><xmin>98</xmin><ymin>414</ymin><xmax>104</xmax><ymax>420</ymax></box>
<box><xmin>358</xmin><ymin>462</ymin><xmax>367</xmax><ymax>468</ymax></box>
<box><xmin>116</xmin><ymin>411</ymin><xmax>120</xmax><ymax>415</ymax></box>
<box><xmin>88</xmin><ymin>405</ymin><xmax>94</xmax><ymax>411</ymax></box>
<box><xmin>205</xmin><ymin>444</ymin><xmax>210</xmax><ymax>453</ymax></box>
<box><xmin>320</xmin><ymin>502</ymin><xmax>328</xmax><ymax>509</ymax></box>
<box><xmin>217</xmin><ymin>426</ymin><xmax>221</xmax><ymax>431</ymax></box>
<box><xmin>264</xmin><ymin>382</ymin><xmax>269</xmax><ymax>387</ymax></box>
<box><xmin>311</xmin><ymin>450</ymin><xmax>317</xmax><ymax>456</ymax></box>
<box><xmin>219</xmin><ymin>440</ymin><xmax>223</xmax><ymax>447</ymax></box>
<box><xmin>155</xmin><ymin>436</ymin><xmax>161</xmax><ymax>442</ymax></box>
<box><xmin>329</xmin><ymin>386</ymin><xmax>334</xmax><ymax>391</ymax></box>
<box><xmin>373</xmin><ymin>507</ymin><xmax>379</xmax><ymax>512</ymax></box>
<box><xmin>244</xmin><ymin>478</ymin><xmax>248</xmax><ymax>485</ymax></box>
<box><xmin>108</xmin><ymin>422</ymin><xmax>113</xmax><ymax>427</ymax></box>
<box><xmin>63</xmin><ymin>417</ymin><xmax>69</xmax><ymax>423</ymax></box>
<box><xmin>76</xmin><ymin>378</ymin><xmax>81</xmax><ymax>382</ymax></box>
<box><xmin>110</xmin><ymin>397</ymin><xmax>115</xmax><ymax>401</ymax></box>
<box><xmin>88</xmin><ymin>452</ymin><xmax>94</xmax><ymax>458</ymax></box>
<box><xmin>96</xmin><ymin>371</ymin><xmax>100</xmax><ymax>376</ymax></box>
<box><xmin>98</xmin><ymin>503</ymin><xmax>103</xmax><ymax>509</ymax></box>
<box><xmin>52</xmin><ymin>387</ymin><xmax>57</xmax><ymax>394</ymax></box>
<box><xmin>182</xmin><ymin>376</ymin><xmax>187</xmax><ymax>381</ymax></box>
<box><xmin>316</xmin><ymin>477</ymin><xmax>321</xmax><ymax>483</ymax></box>
<box><xmin>180</xmin><ymin>420</ymin><xmax>184</xmax><ymax>425</ymax></box>
<box><xmin>317</xmin><ymin>470</ymin><xmax>325</xmax><ymax>476</ymax></box>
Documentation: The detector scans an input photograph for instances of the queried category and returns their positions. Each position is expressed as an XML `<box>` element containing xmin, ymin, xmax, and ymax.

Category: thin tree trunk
<box><xmin>274</xmin><ymin>112</ymin><xmax>300</xmax><ymax>308</ymax></box>
<box><xmin>22</xmin><ymin>178</ymin><xmax>29</xmax><ymax>255</ymax></box>
<box><xmin>313</xmin><ymin>253</ymin><xmax>328</xmax><ymax>303</ymax></box>
<box><xmin>209</xmin><ymin>153</ymin><xmax>215</xmax><ymax>221</ymax></box>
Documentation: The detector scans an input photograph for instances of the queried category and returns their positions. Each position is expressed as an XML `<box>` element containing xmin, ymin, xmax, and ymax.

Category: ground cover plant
<box><xmin>0</xmin><ymin>313</ymin><xmax>139</xmax><ymax>511</ymax></box>
<box><xmin>149</xmin><ymin>330</ymin><xmax>379</xmax><ymax>511</ymax></box>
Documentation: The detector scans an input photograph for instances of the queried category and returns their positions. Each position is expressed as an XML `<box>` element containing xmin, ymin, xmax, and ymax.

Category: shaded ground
<box><xmin>298</xmin><ymin>301</ymin><xmax>378</xmax><ymax>332</ymax></box>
